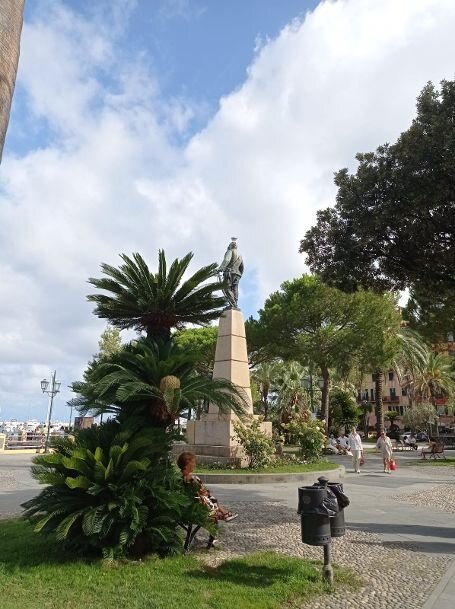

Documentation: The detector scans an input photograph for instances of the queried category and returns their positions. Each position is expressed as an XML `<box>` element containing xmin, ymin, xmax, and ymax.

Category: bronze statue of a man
<box><xmin>218</xmin><ymin>238</ymin><xmax>244</xmax><ymax>308</ymax></box>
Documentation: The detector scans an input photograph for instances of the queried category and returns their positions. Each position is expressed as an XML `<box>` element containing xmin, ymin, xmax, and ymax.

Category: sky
<box><xmin>1</xmin><ymin>0</ymin><xmax>455</xmax><ymax>421</ymax></box>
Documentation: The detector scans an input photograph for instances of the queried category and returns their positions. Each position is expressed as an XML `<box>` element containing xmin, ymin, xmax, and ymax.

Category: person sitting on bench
<box><xmin>421</xmin><ymin>437</ymin><xmax>437</xmax><ymax>458</ymax></box>
<box><xmin>177</xmin><ymin>451</ymin><xmax>238</xmax><ymax>523</ymax></box>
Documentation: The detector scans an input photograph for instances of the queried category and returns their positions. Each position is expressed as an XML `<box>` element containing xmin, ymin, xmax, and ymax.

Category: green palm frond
<box><xmin>87</xmin><ymin>250</ymin><xmax>226</xmax><ymax>338</ymax></box>
<box><xmin>70</xmin><ymin>337</ymin><xmax>245</xmax><ymax>425</ymax></box>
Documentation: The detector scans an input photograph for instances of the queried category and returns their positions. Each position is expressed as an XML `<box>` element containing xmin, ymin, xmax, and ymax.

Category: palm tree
<box><xmin>273</xmin><ymin>361</ymin><xmax>308</xmax><ymax>424</ymax></box>
<box><xmin>251</xmin><ymin>361</ymin><xmax>278</xmax><ymax>420</ymax></box>
<box><xmin>70</xmin><ymin>338</ymin><xmax>246</xmax><ymax>428</ymax></box>
<box><xmin>414</xmin><ymin>352</ymin><xmax>455</xmax><ymax>435</ymax></box>
<box><xmin>88</xmin><ymin>251</ymin><xmax>226</xmax><ymax>340</ymax></box>
<box><xmin>393</xmin><ymin>329</ymin><xmax>428</xmax><ymax>409</ymax></box>
<box><xmin>0</xmin><ymin>0</ymin><xmax>24</xmax><ymax>161</ymax></box>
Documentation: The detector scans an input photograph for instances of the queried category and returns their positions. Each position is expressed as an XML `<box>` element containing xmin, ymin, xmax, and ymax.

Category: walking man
<box><xmin>348</xmin><ymin>426</ymin><xmax>363</xmax><ymax>473</ymax></box>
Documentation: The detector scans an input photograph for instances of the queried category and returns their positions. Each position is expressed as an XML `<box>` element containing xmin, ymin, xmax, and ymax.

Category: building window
<box><xmin>372</xmin><ymin>374</ymin><xmax>376</xmax><ymax>382</ymax></box>
<box><xmin>388</xmin><ymin>371</ymin><xmax>394</xmax><ymax>381</ymax></box>
<box><xmin>401</xmin><ymin>387</ymin><xmax>408</xmax><ymax>396</ymax></box>
<box><xmin>390</xmin><ymin>387</ymin><xmax>396</xmax><ymax>398</ymax></box>
<box><xmin>370</xmin><ymin>388</ymin><xmax>375</xmax><ymax>401</ymax></box>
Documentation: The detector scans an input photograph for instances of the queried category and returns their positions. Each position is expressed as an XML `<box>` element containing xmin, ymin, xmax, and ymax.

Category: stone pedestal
<box><xmin>177</xmin><ymin>309</ymin><xmax>272</xmax><ymax>466</ymax></box>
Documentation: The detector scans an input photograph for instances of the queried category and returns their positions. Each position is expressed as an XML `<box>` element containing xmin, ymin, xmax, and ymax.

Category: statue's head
<box><xmin>229</xmin><ymin>237</ymin><xmax>238</xmax><ymax>250</ymax></box>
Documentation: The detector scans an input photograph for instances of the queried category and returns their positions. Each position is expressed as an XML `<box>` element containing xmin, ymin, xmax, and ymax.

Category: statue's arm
<box><xmin>218</xmin><ymin>250</ymin><xmax>232</xmax><ymax>271</ymax></box>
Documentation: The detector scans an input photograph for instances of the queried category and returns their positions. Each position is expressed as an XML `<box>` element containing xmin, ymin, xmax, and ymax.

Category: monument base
<box><xmin>175</xmin><ymin>307</ymin><xmax>272</xmax><ymax>467</ymax></box>
<box><xmin>173</xmin><ymin>416</ymin><xmax>273</xmax><ymax>467</ymax></box>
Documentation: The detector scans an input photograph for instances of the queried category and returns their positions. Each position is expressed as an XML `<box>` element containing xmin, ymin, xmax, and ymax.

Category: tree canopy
<box><xmin>300</xmin><ymin>80</ymin><xmax>455</xmax><ymax>309</ymax></box>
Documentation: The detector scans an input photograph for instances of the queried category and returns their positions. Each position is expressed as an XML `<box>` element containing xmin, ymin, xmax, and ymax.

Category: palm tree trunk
<box><xmin>262</xmin><ymin>391</ymin><xmax>269</xmax><ymax>420</ymax></box>
<box><xmin>375</xmin><ymin>370</ymin><xmax>385</xmax><ymax>435</ymax></box>
<box><xmin>429</xmin><ymin>382</ymin><xmax>439</xmax><ymax>437</ymax></box>
<box><xmin>0</xmin><ymin>0</ymin><xmax>24</xmax><ymax>161</ymax></box>
<box><xmin>320</xmin><ymin>366</ymin><xmax>330</xmax><ymax>433</ymax></box>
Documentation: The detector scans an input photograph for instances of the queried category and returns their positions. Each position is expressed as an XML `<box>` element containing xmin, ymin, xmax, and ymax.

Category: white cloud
<box><xmin>1</xmin><ymin>0</ymin><xmax>455</xmax><ymax>419</ymax></box>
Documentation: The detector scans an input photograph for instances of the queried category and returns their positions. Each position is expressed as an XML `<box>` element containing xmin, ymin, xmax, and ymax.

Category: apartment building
<box><xmin>356</xmin><ymin>337</ymin><xmax>455</xmax><ymax>429</ymax></box>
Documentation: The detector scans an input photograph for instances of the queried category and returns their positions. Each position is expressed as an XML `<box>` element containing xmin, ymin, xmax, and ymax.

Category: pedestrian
<box><xmin>348</xmin><ymin>426</ymin><xmax>364</xmax><ymax>473</ymax></box>
<box><xmin>337</xmin><ymin>432</ymin><xmax>349</xmax><ymax>455</ymax></box>
<box><xmin>376</xmin><ymin>431</ymin><xmax>394</xmax><ymax>473</ymax></box>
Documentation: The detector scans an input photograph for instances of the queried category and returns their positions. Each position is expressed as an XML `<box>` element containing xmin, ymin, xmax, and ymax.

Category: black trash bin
<box><xmin>297</xmin><ymin>485</ymin><xmax>333</xmax><ymax>546</ymax></box>
<box><xmin>327</xmin><ymin>482</ymin><xmax>348</xmax><ymax>538</ymax></box>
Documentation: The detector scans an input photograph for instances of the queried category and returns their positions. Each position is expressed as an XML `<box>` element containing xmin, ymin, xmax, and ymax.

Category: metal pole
<box><xmin>68</xmin><ymin>404</ymin><xmax>73</xmax><ymax>430</ymax></box>
<box><xmin>322</xmin><ymin>544</ymin><xmax>333</xmax><ymax>585</ymax></box>
<box><xmin>309</xmin><ymin>369</ymin><xmax>314</xmax><ymax>412</ymax></box>
<box><xmin>44</xmin><ymin>370</ymin><xmax>56</xmax><ymax>453</ymax></box>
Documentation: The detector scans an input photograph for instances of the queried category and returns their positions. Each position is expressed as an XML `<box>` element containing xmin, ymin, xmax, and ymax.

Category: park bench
<box><xmin>391</xmin><ymin>439</ymin><xmax>400</xmax><ymax>451</ymax></box>
<box><xmin>391</xmin><ymin>439</ymin><xmax>415</xmax><ymax>452</ymax></box>
<box><xmin>420</xmin><ymin>442</ymin><xmax>446</xmax><ymax>460</ymax></box>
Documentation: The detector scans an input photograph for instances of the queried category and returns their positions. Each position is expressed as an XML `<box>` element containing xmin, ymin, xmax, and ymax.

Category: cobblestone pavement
<box><xmin>0</xmin><ymin>470</ymin><xmax>16</xmax><ymax>491</ymax></box>
<box><xmin>192</xmin><ymin>501</ymin><xmax>453</xmax><ymax>609</ymax></box>
<box><xmin>394</xmin><ymin>483</ymin><xmax>455</xmax><ymax>514</ymax></box>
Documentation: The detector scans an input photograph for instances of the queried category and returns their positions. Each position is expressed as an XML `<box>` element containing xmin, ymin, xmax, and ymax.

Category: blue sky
<box><xmin>1</xmin><ymin>0</ymin><xmax>455</xmax><ymax>421</ymax></box>
<box><xmin>9</xmin><ymin>0</ymin><xmax>317</xmax><ymax>155</ymax></box>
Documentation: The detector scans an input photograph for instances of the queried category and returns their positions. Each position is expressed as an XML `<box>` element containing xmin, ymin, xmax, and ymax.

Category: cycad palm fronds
<box><xmin>70</xmin><ymin>338</ymin><xmax>246</xmax><ymax>427</ymax></box>
<box><xmin>87</xmin><ymin>251</ymin><xmax>226</xmax><ymax>339</ymax></box>
<box><xmin>22</xmin><ymin>426</ymin><xmax>211</xmax><ymax>558</ymax></box>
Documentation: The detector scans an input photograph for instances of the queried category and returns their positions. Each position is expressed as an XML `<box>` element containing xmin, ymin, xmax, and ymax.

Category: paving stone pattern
<box><xmin>394</xmin><ymin>484</ymin><xmax>455</xmax><ymax>514</ymax></box>
<box><xmin>195</xmin><ymin>501</ymin><xmax>453</xmax><ymax>609</ymax></box>
<box><xmin>0</xmin><ymin>471</ymin><xmax>16</xmax><ymax>491</ymax></box>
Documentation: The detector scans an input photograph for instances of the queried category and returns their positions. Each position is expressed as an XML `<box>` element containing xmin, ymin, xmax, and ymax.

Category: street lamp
<box><xmin>40</xmin><ymin>370</ymin><xmax>61</xmax><ymax>452</ymax></box>
<box><xmin>301</xmin><ymin>374</ymin><xmax>325</xmax><ymax>418</ymax></box>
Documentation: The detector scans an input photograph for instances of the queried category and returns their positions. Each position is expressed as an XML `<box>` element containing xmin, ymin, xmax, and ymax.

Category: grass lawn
<box><xmin>404</xmin><ymin>457</ymin><xmax>455</xmax><ymax>467</ymax></box>
<box><xmin>196</xmin><ymin>460</ymin><xmax>339</xmax><ymax>475</ymax></box>
<box><xmin>0</xmin><ymin>520</ymin><xmax>357</xmax><ymax>609</ymax></box>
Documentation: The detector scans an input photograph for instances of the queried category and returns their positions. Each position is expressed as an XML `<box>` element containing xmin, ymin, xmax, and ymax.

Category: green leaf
<box><xmin>65</xmin><ymin>475</ymin><xmax>90</xmax><ymax>490</ymax></box>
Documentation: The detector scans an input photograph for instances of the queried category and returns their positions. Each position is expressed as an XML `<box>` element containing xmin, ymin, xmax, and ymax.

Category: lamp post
<box><xmin>68</xmin><ymin>403</ymin><xmax>73</xmax><ymax>431</ymax></box>
<box><xmin>301</xmin><ymin>375</ymin><xmax>325</xmax><ymax>419</ymax></box>
<box><xmin>40</xmin><ymin>370</ymin><xmax>61</xmax><ymax>452</ymax></box>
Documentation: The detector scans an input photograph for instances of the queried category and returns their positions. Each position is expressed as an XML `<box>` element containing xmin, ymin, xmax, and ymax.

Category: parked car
<box><xmin>416</xmin><ymin>432</ymin><xmax>429</xmax><ymax>442</ymax></box>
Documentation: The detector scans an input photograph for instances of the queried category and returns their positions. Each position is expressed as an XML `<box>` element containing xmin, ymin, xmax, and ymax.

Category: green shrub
<box><xmin>282</xmin><ymin>413</ymin><xmax>326</xmax><ymax>461</ymax></box>
<box><xmin>22</xmin><ymin>424</ymin><xmax>211</xmax><ymax>559</ymax></box>
<box><xmin>233</xmin><ymin>418</ymin><xmax>275</xmax><ymax>468</ymax></box>
<box><xmin>330</xmin><ymin>388</ymin><xmax>361</xmax><ymax>432</ymax></box>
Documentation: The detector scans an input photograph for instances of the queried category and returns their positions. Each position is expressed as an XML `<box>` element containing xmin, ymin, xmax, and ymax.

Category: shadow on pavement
<box><xmin>348</xmin><ymin>521</ymin><xmax>455</xmax><ymax>554</ymax></box>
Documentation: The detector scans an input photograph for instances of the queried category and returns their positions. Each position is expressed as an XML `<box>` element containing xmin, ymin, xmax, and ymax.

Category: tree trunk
<box><xmin>262</xmin><ymin>391</ymin><xmax>269</xmax><ymax>420</ymax></box>
<box><xmin>429</xmin><ymin>382</ymin><xmax>439</xmax><ymax>437</ymax></box>
<box><xmin>320</xmin><ymin>366</ymin><xmax>331</xmax><ymax>433</ymax></box>
<box><xmin>149</xmin><ymin>399</ymin><xmax>174</xmax><ymax>428</ymax></box>
<box><xmin>0</xmin><ymin>0</ymin><xmax>24</xmax><ymax>161</ymax></box>
<box><xmin>375</xmin><ymin>370</ymin><xmax>385</xmax><ymax>435</ymax></box>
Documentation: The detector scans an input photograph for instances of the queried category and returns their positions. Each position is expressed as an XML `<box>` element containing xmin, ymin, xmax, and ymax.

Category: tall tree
<box><xmin>97</xmin><ymin>325</ymin><xmax>122</xmax><ymax>359</ymax></box>
<box><xmin>272</xmin><ymin>361</ymin><xmax>308</xmax><ymax>424</ymax></box>
<box><xmin>0</xmin><ymin>0</ymin><xmax>24</xmax><ymax>161</ymax></box>
<box><xmin>403</xmin><ymin>286</ymin><xmax>455</xmax><ymax>343</ymax></box>
<box><xmin>253</xmin><ymin>276</ymin><xmax>360</xmax><ymax>430</ymax></box>
<box><xmin>300</xmin><ymin>80</ymin><xmax>455</xmax><ymax>307</ymax></box>
<box><xmin>173</xmin><ymin>326</ymin><xmax>217</xmax><ymax>376</ymax></box>
<box><xmin>352</xmin><ymin>291</ymin><xmax>401</xmax><ymax>434</ymax></box>
<box><xmin>251</xmin><ymin>361</ymin><xmax>279</xmax><ymax>421</ymax></box>
<box><xmin>414</xmin><ymin>351</ymin><xmax>455</xmax><ymax>435</ymax></box>
<box><xmin>87</xmin><ymin>251</ymin><xmax>226</xmax><ymax>340</ymax></box>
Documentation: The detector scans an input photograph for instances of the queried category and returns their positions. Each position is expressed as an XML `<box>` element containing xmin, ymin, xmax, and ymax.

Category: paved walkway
<box><xmin>1</xmin><ymin>451</ymin><xmax>454</xmax><ymax>608</ymax></box>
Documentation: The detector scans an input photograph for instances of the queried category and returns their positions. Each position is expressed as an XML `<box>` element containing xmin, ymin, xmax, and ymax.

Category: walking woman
<box><xmin>376</xmin><ymin>431</ymin><xmax>394</xmax><ymax>473</ymax></box>
<box><xmin>348</xmin><ymin>426</ymin><xmax>364</xmax><ymax>473</ymax></box>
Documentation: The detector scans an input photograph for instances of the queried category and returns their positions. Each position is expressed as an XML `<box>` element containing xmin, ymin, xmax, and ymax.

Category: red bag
<box><xmin>390</xmin><ymin>460</ymin><xmax>397</xmax><ymax>471</ymax></box>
